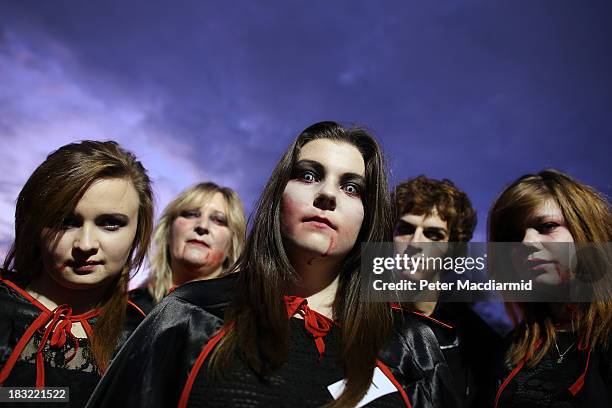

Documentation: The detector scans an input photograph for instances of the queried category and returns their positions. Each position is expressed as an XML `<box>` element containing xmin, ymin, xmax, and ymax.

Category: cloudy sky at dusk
<box><xmin>1</xmin><ymin>1</ymin><xmax>610</xmax><ymax>292</ymax></box>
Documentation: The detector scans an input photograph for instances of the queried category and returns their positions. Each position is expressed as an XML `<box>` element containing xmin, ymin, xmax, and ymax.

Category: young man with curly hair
<box><xmin>392</xmin><ymin>175</ymin><xmax>499</xmax><ymax>408</ymax></box>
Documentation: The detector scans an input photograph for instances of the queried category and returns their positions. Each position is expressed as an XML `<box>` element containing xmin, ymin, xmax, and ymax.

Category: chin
<box><xmin>59</xmin><ymin>277</ymin><xmax>112</xmax><ymax>291</ymax></box>
<box><xmin>56</xmin><ymin>270</ymin><xmax>117</xmax><ymax>290</ymax></box>
<box><xmin>533</xmin><ymin>273</ymin><xmax>562</xmax><ymax>286</ymax></box>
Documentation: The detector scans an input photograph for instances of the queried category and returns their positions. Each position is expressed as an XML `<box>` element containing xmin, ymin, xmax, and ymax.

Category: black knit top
<box><xmin>187</xmin><ymin>317</ymin><xmax>406</xmax><ymax>408</ymax></box>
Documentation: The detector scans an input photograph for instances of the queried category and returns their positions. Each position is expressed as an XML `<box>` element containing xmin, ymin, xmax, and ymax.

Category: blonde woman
<box><xmin>130</xmin><ymin>182</ymin><xmax>246</xmax><ymax>314</ymax></box>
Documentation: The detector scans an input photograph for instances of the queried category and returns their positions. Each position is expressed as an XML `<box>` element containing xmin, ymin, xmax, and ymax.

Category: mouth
<box><xmin>67</xmin><ymin>260</ymin><xmax>104</xmax><ymax>273</ymax></box>
<box><xmin>302</xmin><ymin>215</ymin><xmax>337</xmax><ymax>230</ymax></box>
<box><xmin>525</xmin><ymin>258</ymin><xmax>556</xmax><ymax>271</ymax></box>
<box><xmin>186</xmin><ymin>239</ymin><xmax>210</xmax><ymax>248</ymax></box>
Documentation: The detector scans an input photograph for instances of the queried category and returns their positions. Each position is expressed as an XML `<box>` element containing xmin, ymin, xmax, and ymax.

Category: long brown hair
<box><xmin>147</xmin><ymin>182</ymin><xmax>246</xmax><ymax>302</ymax></box>
<box><xmin>3</xmin><ymin>140</ymin><xmax>154</xmax><ymax>371</ymax></box>
<box><xmin>211</xmin><ymin>121</ymin><xmax>394</xmax><ymax>407</ymax></box>
<box><xmin>489</xmin><ymin>169</ymin><xmax>612</xmax><ymax>366</ymax></box>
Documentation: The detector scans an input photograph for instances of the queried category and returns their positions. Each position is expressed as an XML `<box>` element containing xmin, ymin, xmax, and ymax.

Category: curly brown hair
<box><xmin>392</xmin><ymin>175</ymin><xmax>477</xmax><ymax>243</ymax></box>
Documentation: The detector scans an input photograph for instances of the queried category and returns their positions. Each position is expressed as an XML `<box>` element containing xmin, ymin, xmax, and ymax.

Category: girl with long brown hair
<box><xmin>489</xmin><ymin>169</ymin><xmax>612</xmax><ymax>407</ymax></box>
<box><xmin>86</xmin><ymin>121</ymin><xmax>456</xmax><ymax>408</ymax></box>
<box><xmin>0</xmin><ymin>140</ymin><xmax>153</xmax><ymax>407</ymax></box>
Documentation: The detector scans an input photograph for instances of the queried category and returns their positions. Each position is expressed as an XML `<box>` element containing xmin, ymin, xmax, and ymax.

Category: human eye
<box><xmin>97</xmin><ymin>215</ymin><xmax>128</xmax><ymax>232</ymax></box>
<box><xmin>211</xmin><ymin>213</ymin><xmax>228</xmax><ymax>226</ymax></box>
<box><xmin>395</xmin><ymin>222</ymin><xmax>415</xmax><ymax>236</ymax></box>
<box><xmin>61</xmin><ymin>215</ymin><xmax>81</xmax><ymax>230</ymax></box>
<box><xmin>424</xmin><ymin>229</ymin><xmax>445</xmax><ymax>242</ymax></box>
<box><xmin>180</xmin><ymin>209</ymin><xmax>200</xmax><ymax>218</ymax></box>
<box><xmin>342</xmin><ymin>182</ymin><xmax>362</xmax><ymax>197</ymax></box>
<box><xmin>293</xmin><ymin>168</ymin><xmax>319</xmax><ymax>183</ymax></box>
<box><xmin>538</xmin><ymin>222</ymin><xmax>559</xmax><ymax>234</ymax></box>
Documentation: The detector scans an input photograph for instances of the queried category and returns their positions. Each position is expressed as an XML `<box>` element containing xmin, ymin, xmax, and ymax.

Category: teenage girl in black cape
<box><xmin>489</xmin><ymin>170</ymin><xmax>612</xmax><ymax>407</ymax></box>
<box><xmin>86</xmin><ymin>122</ymin><xmax>458</xmax><ymax>408</ymax></box>
<box><xmin>0</xmin><ymin>141</ymin><xmax>153</xmax><ymax>407</ymax></box>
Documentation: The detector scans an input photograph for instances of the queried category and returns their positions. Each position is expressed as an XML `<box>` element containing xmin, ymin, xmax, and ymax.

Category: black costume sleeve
<box><xmin>379</xmin><ymin>312</ymin><xmax>461</xmax><ymax>408</ymax></box>
<box><xmin>85</xmin><ymin>276</ymin><xmax>235</xmax><ymax>408</ymax></box>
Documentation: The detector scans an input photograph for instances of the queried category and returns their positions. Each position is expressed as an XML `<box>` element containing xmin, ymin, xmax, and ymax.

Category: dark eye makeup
<box><xmin>60</xmin><ymin>213</ymin><xmax>129</xmax><ymax>231</ymax></box>
<box><xmin>211</xmin><ymin>212</ymin><xmax>228</xmax><ymax>226</ymax></box>
<box><xmin>292</xmin><ymin>160</ymin><xmax>323</xmax><ymax>183</ymax></box>
<box><xmin>395</xmin><ymin>221</ymin><xmax>416</xmax><ymax>236</ymax></box>
<box><xmin>180</xmin><ymin>210</ymin><xmax>201</xmax><ymax>218</ymax></box>
<box><xmin>292</xmin><ymin>159</ymin><xmax>365</xmax><ymax>198</ymax></box>
<box><xmin>424</xmin><ymin>228</ymin><xmax>446</xmax><ymax>241</ymax></box>
<box><xmin>394</xmin><ymin>221</ymin><xmax>447</xmax><ymax>241</ymax></box>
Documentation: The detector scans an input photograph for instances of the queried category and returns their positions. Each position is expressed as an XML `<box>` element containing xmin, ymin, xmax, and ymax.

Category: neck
<box><xmin>408</xmin><ymin>270</ymin><xmax>440</xmax><ymax>316</ymax></box>
<box><xmin>171</xmin><ymin>260</ymin><xmax>223</xmax><ymax>287</ymax></box>
<box><xmin>286</xmin><ymin>251</ymin><xmax>342</xmax><ymax>319</ymax></box>
<box><xmin>27</xmin><ymin>272</ymin><xmax>110</xmax><ymax>315</ymax></box>
<box><xmin>549</xmin><ymin>303</ymin><xmax>575</xmax><ymax>331</ymax></box>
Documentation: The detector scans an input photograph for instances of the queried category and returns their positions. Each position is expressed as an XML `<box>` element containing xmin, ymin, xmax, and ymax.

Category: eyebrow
<box><xmin>295</xmin><ymin>159</ymin><xmax>325</xmax><ymax>173</ymax></box>
<box><xmin>397</xmin><ymin>220</ymin><xmax>448</xmax><ymax>234</ymax></box>
<box><xmin>531</xmin><ymin>215</ymin><xmax>565</xmax><ymax>224</ymax></box>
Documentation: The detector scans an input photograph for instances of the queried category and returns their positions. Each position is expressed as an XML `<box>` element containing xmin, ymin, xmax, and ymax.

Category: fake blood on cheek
<box><xmin>202</xmin><ymin>248</ymin><xmax>225</xmax><ymax>265</ymax></box>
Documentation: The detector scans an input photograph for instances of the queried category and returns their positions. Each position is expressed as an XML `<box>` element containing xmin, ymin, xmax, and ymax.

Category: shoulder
<box><xmin>168</xmin><ymin>273</ymin><xmax>237</xmax><ymax>319</ymax></box>
<box><xmin>128</xmin><ymin>286</ymin><xmax>156</xmax><ymax>315</ymax></box>
<box><xmin>86</xmin><ymin>280</ymin><xmax>230</xmax><ymax>408</ymax></box>
<box><xmin>380</xmin><ymin>310</ymin><xmax>461</xmax><ymax>407</ymax></box>
<box><xmin>0</xmin><ymin>273</ymin><xmax>42</xmax><ymax>316</ymax></box>
<box><xmin>380</xmin><ymin>310</ymin><xmax>447</xmax><ymax>372</ymax></box>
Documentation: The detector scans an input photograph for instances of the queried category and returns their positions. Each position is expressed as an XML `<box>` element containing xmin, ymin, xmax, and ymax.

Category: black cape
<box><xmin>85</xmin><ymin>274</ymin><xmax>236</xmax><ymax>408</ymax></box>
<box><xmin>493</xmin><ymin>330</ymin><xmax>612</xmax><ymax>408</ymax></box>
<box><xmin>128</xmin><ymin>286</ymin><xmax>157</xmax><ymax>315</ymax></box>
<box><xmin>87</xmin><ymin>274</ymin><xmax>459</xmax><ymax>408</ymax></box>
<box><xmin>426</xmin><ymin>302</ymin><xmax>503</xmax><ymax>408</ymax></box>
<box><xmin>0</xmin><ymin>272</ymin><xmax>144</xmax><ymax>408</ymax></box>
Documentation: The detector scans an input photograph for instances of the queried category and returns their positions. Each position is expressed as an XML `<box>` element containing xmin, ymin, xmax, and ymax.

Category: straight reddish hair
<box><xmin>4</xmin><ymin>140</ymin><xmax>154</xmax><ymax>371</ymax></box>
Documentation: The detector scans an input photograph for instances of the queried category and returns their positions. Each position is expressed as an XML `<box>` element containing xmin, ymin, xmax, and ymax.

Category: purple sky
<box><xmin>1</xmin><ymin>1</ymin><xmax>610</xmax><ymax>287</ymax></box>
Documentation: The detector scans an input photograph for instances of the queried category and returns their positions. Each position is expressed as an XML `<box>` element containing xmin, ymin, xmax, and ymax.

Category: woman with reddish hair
<box><xmin>0</xmin><ymin>141</ymin><xmax>154</xmax><ymax>407</ymax></box>
<box><xmin>489</xmin><ymin>169</ymin><xmax>612</xmax><ymax>407</ymax></box>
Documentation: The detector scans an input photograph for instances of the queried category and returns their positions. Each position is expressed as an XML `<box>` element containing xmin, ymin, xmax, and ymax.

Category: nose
<box><xmin>522</xmin><ymin>228</ymin><xmax>541</xmax><ymax>244</ymax></box>
<box><xmin>73</xmin><ymin>224</ymin><xmax>99</xmax><ymax>254</ymax></box>
<box><xmin>313</xmin><ymin>181</ymin><xmax>337</xmax><ymax>211</ymax></box>
<box><xmin>411</xmin><ymin>227</ymin><xmax>428</xmax><ymax>243</ymax></box>
<box><xmin>521</xmin><ymin>227</ymin><xmax>543</xmax><ymax>254</ymax></box>
<box><xmin>404</xmin><ymin>227</ymin><xmax>427</xmax><ymax>255</ymax></box>
<box><xmin>194</xmin><ymin>217</ymin><xmax>210</xmax><ymax>235</ymax></box>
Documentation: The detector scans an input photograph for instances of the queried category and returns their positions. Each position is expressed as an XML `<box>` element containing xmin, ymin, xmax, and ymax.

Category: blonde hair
<box><xmin>147</xmin><ymin>182</ymin><xmax>246</xmax><ymax>302</ymax></box>
<box><xmin>489</xmin><ymin>169</ymin><xmax>612</xmax><ymax>366</ymax></box>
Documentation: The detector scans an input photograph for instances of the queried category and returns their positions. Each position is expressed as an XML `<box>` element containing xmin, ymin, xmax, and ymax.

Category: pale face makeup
<box><xmin>41</xmin><ymin>178</ymin><xmax>140</xmax><ymax>291</ymax></box>
<box><xmin>169</xmin><ymin>192</ymin><xmax>232</xmax><ymax>283</ymax></box>
<box><xmin>281</xmin><ymin>139</ymin><xmax>366</xmax><ymax>264</ymax></box>
<box><xmin>511</xmin><ymin>199</ymin><xmax>576</xmax><ymax>286</ymax></box>
<box><xmin>393</xmin><ymin>209</ymin><xmax>449</xmax><ymax>280</ymax></box>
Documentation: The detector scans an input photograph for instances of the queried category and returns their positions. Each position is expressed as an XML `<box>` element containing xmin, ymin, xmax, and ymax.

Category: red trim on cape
<box><xmin>494</xmin><ymin>340</ymin><xmax>592</xmax><ymax>407</ymax></box>
<box><xmin>127</xmin><ymin>299</ymin><xmax>146</xmax><ymax>318</ymax></box>
<box><xmin>376</xmin><ymin>360</ymin><xmax>413</xmax><ymax>408</ymax></box>
<box><xmin>568</xmin><ymin>347</ymin><xmax>592</xmax><ymax>396</ymax></box>
<box><xmin>410</xmin><ymin>310</ymin><xmax>454</xmax><ymax>330</ymax></box>
<box><xmin>178</xmin><ymin>325</ymin><xmax>229</xmax><ymax>408</ymax></box>
<box><xmin>284</xmin><ymin>295</ymin><xmax>335</xmax><ymax>360</ymax></box>
<box><xmin>0</xmin><ymin>278</ymin><xmax>100</xmax><ymax>385</ymax></box>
